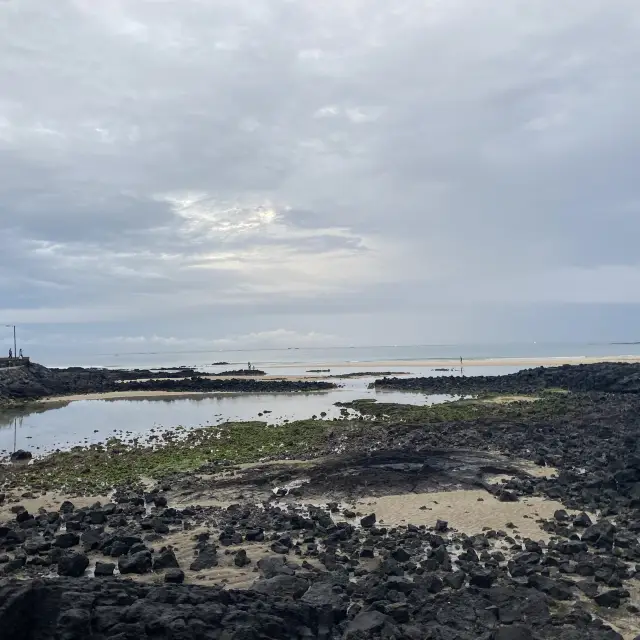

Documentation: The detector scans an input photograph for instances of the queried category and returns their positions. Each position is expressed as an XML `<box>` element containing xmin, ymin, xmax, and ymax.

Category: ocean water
<box><xmin>57</xmin><ymin>341</ymin><xmax>640</xmax><ymax>370</ymax></box>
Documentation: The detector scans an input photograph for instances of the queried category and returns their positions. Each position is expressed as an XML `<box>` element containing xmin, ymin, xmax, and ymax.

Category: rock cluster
<box><xmin>0</xmin><ymin>362</ymin><xmax>334</xmax><ymax>404</ymax></box>
<box><xmin>374</xmin><ymin>361</ymin><xmax>640</xmax><ymax>394</ymax></box>
<box><xmin>1</xmin><ymin>483</ymin><xmax>639</xmax><ymax>639</ymax></box>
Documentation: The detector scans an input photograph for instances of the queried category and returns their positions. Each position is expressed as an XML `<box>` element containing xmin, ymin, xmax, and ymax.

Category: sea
<box><xmin>59</xmin><ymin>341</ymin><xmax>640</xmax><ymax>370</ymax></box>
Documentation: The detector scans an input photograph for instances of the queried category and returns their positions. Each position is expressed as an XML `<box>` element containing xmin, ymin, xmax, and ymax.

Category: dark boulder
<box><xmin>435</xmin><ymin>519</ymin><xmax>448</xmax><ymax>531</ymax></box>
<box><xmin>94</xmin><ymin>562</ymin><xmax>115</xmax><ymax>576</ymax></box>
<box><xmin>59</xmin><ymin>501</ymin><xmax>75</xmax><ymax>514</ymax></box>
<box><xmin>10</xmin><ymin>450</ymin><xmax>32</xmax><ymax>462</ymax></box>
<box><xmin>582</xmin><ymin>520</ymin><xmax>616</xmax><ymax>547</ymax></box>
<box><xmin>234</xmin><ymin>549</ymin><xmax>251</xmax><ymax>567</ymax></box>
<box><xmin>153</xmin><ymin>549</ymin><xmax>179</xmax><ymax>571</ymax></box>
<box><xmin>301</xmin><ymin>581</ymin><xmax>347</xmax><ymax>618</ymax></box>
<box><xmin>164</xmin><ymin>568</ymin><xmax>185</xmax><ymax>584</ymax></box>
<box><xmin>88</xmin><ymin>510</ymin><xmax>107</xmax><ymax>525</ymax></box>
<box><xmin>469</xmin><ymin>567</ymin><xmax>496</xmax><ymax>588</ymax></box>
<box><xmin>527</xmin><ymin>574</ymin><xmax>573</xmax><ymax>600</ymax></box>
<box><xmin>251</xmin><ymin>575</ymin><xmax>308</xmax><ymax>599</ymax></box>
<box><xmin>15</xmin><ymin>511</ymin><xmax>32</xmax><ymax>524</ymax></box>
<box><xmin>80</xmin><ymin>528</ymin><xmax>104</xmax><ymax>551</ymax></box>
<box><xmin>57</xmin><ymin>552</ymin><xmax>89</xmax><ymax>578</ymax></box>
<box><xmin>594</xmin><ymin>589</ymin><xmax>629</xmax><ymax>608</ymax></box>
<box><xmin>257</xmin><ymin>555</ymin><xmax>295</xmax><ymax>578</ymax></box>
<box><xmin>391</xmin><ymin>547</ymin><xmax>411</xmax><ymax>562</ymax></box>
<box><xmin>360</xmin><ymin>514</ymin><xmax>376</xmax><ymax>528</ymax></box>
<box><xmin>418</xmin><ymin>573</ymin><xmax>444</xmax><ymax>593</ymax></box>
<box><xmin>444</xmin><ymin>571</ymin><xmax>466</xmax><ymax>589</ymax></box>
<box><xmin>497</xmin><ymin>490</ymin><xmax>519</xmax><ymax>503</ymax></box>
<box><xmin>118</xmin><ymin>551</ymin><xmax>152</xmax><ymax>574</ymax></box>
<box><xmin>53</xmin><ymin>532</ymin><xmax>80</xmax><ymax>549</ymax></box>
<box><xmin>245</xmin><ymin>529</ymin><xmax>264</xmax><ymax>542</ymax></box>
<box><xmin>385</xmin><ymin>576</ymin><xmax>415</xmax><ymax>594</ymax></box>
<box><xmin>189</xmin><ymin>544</ymin><xmax>218</xmax><ymax>571</ymax></box>
<box><xmin>573</xmin><ymin>512</ymin><xmax>593</xmax><ymax>528</ymax></box>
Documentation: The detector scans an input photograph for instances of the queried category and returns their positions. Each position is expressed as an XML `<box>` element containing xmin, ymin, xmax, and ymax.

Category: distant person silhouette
<box><xmin>19</xmin><ymin>349</ymin><xmax>23</xmax><ymax>359</ymax></box>
<box><xmin>8</xmin><ymin>348</ymin><xmax>12</xmax><ymax>359</ymax></box>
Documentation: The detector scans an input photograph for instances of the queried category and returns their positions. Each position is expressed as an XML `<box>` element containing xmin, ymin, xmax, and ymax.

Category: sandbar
<box><xmin>38</xmin><ymin>390</ymin><xmax>235</xmax><ymax>404</ymax></box>
<box><xmin>274</xmin><ymin>355</ymin><xmax>640</xmax><ymax>368</ymax></box>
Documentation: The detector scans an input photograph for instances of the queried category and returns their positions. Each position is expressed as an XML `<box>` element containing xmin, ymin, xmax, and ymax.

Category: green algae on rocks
<box><xmin>0</xmin><ymin>392</ymin><xmax>598</xmax><ymax>496</ymax></box>
<box><xmin>0</xmin><ymin>419</ymin><xmax>336</xmax><ymax>494</ymax></box>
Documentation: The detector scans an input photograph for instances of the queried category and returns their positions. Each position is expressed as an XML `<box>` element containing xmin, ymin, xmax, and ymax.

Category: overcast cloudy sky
<box><xmin>1</xmin><ymin>0</ymin><xmax>640</xmax><ymax>363</ymax></box>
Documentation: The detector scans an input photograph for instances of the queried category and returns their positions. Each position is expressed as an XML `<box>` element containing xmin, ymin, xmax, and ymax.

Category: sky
<box><xmin>2</xmin><ymin>0</ymin><xmax>640</xmax><ymax>364</ymax></box>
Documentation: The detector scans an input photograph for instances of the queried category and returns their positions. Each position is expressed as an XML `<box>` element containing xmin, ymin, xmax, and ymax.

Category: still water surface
<box><xmin>0</xmin><ymin>365</ymin><xmax>524</xmax><ymax>456</ymax></box>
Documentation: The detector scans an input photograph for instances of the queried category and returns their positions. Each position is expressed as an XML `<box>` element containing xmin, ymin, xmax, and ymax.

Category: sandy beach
<box><xmin>274</xmin><ymin>355</ymin><xmax>640</xmax><ymax>368</ymax></box>
<box><xmin>38</xmin><ymin>390</ymin><xmax>237</xmax><ymax>404</ymax></box>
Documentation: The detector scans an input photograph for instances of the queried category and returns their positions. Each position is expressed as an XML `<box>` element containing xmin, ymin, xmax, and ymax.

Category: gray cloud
<box><xmin>2</xmin><ymin>0</ymin><xmax>640</xmax><ymax>359</ymax></box>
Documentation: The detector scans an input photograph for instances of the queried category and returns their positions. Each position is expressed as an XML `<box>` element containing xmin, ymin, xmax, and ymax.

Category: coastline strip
<box><xmin>272</xmin><ymin>355</ymin><xmax>640</xmax><ymax>368</ymax></box>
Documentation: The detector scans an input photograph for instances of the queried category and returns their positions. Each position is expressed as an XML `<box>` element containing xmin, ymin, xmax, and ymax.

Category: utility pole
<box><xmin>5</xmin><ymin>325</ymin><xmax>16</xmax><ymax>357</ymax></box>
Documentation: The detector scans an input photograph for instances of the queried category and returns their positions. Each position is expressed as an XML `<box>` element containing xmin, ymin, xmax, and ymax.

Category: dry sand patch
<box><xmin>347</xmin><ymin>489</ymin><xmax>587</xmax><ymax>541</ymax></box>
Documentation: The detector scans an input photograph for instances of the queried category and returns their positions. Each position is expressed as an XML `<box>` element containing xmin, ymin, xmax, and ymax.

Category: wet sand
<box><xmin>38</xmin><ymin>390</ymin><xmax>237</xmax><ymax>404</ymax></box>
<box><xmin>38</xmin><ymin>388</ymin><xmax>328</xmax><ymax>404</ymax></box>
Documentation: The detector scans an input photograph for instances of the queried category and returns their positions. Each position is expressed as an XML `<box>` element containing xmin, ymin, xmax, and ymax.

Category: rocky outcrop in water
<box><xmin>113</xmin><ymin>368</ymin><xmax>266</xmax><ymax>380</ymax></box>
<box><xmin>374</xmin><ymin>362</ymin><xmax>640</xmax><ymax>394</ymax></box>
<box><xmin>108</xmin><ymin>368</ymin><xmax>208</xmax><ymax>380</ymax></box>
<box><xmin>117</xmin><ymin>377</ymin><xmax>332</xmax><ymax>394</ymax></box>
<box><xmin>0</xmin><ymin>362</ymin><xmax>334</xmax><ymax>405</ymax></box>
<box><xmin>0</xmin><ymin>363</ymin><xmax>114</xmax><ymax>401</ymax></box>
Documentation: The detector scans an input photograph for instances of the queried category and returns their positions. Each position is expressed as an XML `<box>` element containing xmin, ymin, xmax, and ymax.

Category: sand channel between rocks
<box><xmin>348</xmin><ymin>490</ymin><xmax>588</xmax><ymax>541</ymax></box>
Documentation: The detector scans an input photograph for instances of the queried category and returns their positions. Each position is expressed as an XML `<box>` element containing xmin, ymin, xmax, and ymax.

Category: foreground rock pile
<box><xmin>1</xmin><ymin>487</ymin><xmax>639</xmax><ymax>639</ymax></box>
<box><xmin>374</xmin><ymin>362</ymin><xmax>640</xmax><ymax>394</ymax></box>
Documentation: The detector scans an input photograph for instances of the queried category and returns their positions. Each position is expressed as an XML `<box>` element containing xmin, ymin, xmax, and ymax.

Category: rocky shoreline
<box><xmin>108</xmin><ymin>368</ymin><xmax>266</xmax><ymax>380</ymax></box>
<box><xmin>1</xmin><ymin>363</ymin><xmax>640</xmax><ymax>638</ymax></box>
<box><xmin>372</xmin><ymin>361</ymin><xmax>640</xmax><ymax>394</ymax></box>
<box><xmin>0</xmin><ymin>362</ymin><xmax>334</xmax><ymax>408</ymax></box>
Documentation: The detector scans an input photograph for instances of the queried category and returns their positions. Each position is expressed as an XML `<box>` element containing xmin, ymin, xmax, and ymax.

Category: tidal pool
<box><xmin>0</xmin><ymin>381</ymin><xmax>458</xmax><ymax>456</ymax></box>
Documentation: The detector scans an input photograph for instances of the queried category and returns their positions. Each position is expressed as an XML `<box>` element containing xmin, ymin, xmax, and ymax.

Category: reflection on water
<box><xmin>0</xmin><ymin>365</ymin><xmax>527</xmax><ymax>457</ymax></box>
<box><xmin>0</xmin><ymin>386</ymin><xmax>453</xmax><ymax>456</ymax></box>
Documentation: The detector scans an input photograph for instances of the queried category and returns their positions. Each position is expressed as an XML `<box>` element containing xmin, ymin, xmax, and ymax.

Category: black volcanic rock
<box><xmin>0</xmin><ymin>361</ymin><xmax>336</xmax><ymax>405</ymax></box>
<box><xmin>57</xmin><ymin>553</ymin><xmax>89</xmax><ymax>578</ymax></box>
<box><xmin>373</xmin><ymin>362</ymin><xmax>640</xmax><ymax>394</ymax></box>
